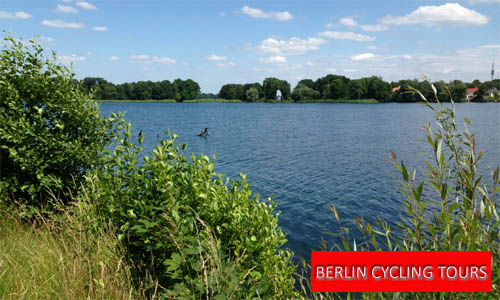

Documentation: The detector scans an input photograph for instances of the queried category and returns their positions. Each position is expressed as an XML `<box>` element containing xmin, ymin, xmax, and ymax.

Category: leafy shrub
<box><xmin>85</xmin><ymin>127</ymin><xmax>297</xmax><ymax>298</ymax></box>
<box><xmin>0</xmin><ymin>36</ymin><xmax>119</xmax><ymax>212</ymax></box>
<box><xmin>301</xmin><ymin>80</ymin><xmax>500</xmax><ymax>299</ymax></box>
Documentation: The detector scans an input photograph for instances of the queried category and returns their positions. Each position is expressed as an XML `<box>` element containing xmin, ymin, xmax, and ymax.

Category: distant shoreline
<box><xmin>95</xmin><ymin>99</ymin><xmax>499</xmax><ymax>104</ymax></box>
<box><xmin>96</xmin><ymin>98</ymin><xmax>381</xmax><ymax>103</ymax></box>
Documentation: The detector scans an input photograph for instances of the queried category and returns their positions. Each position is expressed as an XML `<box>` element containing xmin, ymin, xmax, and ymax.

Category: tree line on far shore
<box><xmin>80</xmin><ymin>77</ymin><xmax>201</xmax><ymax>101</ymax></box>
<box><xmin>79</xmin><ymin>75</ymin><xmax>500</xmax><ymax>102</ymax></box>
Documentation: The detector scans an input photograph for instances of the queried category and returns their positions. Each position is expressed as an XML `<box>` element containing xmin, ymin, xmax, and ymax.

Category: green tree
<box><xmin>296</xmin><ymin>79</ymin><xmax>315</xmax><ymax>89</ymax></box>
<box><xmin>245</xmin><ymin>87</ymin><xmax>259</xmax><ymax>101</ymax></box>
<box><xmin>0</xmin><ymin>36</ymin><xmax>120</xmax><ymax>211</ymax></box>
<box><xmin>218</xmin><ymin>84</ymin><xmax>244</xmax><ymax>100</ymax></box>
<box><xmin>158</xmin><ymin>80</ymin><xmax>174</xmax><ymax>99</ymax></box>
<box><xmin>314</xmin><ymin>74</ymin><xmax>350</xmax><ymax>99</ymax></box>
<box><xmin>291</xmin><ymin>84</ymin><xmax>320</xmax><ymax>101</ymax></box>
<box><xmin>330</xmin><ymin>78</ymin><xmax>349</xmax><ymax>99</ymax></box>
<box><xmin>173</xmin><ymin>79</ymin><xmax>184</xmax><ymax>102</ymax></box>
<box><xmin>449</xmin><ymin>80</ymin><xmax>467</xmax><ymax>102</ymax></box>
<box><xmin>348</xmin><ymin>80</ymin><xmax>363</xmax><ymax>99</ymax></box>
<box><xmin>183</xmin><ymin>79</ymin><xmax>201</xmax><ymax>100</ymax></box>
<box><xmin>100</xmin><ymin>82</ymin><xmax>118</xmax><ymax>100</ymax></box>
<box><xmin>262</xmin><ymin>77</ymin><xmax>290</xmax><ymax>100</ymax></box>
<box><xmin>366</xmin><ymin>76</ymin><xmax>391</xmax><ymax>102</ymax></box>
<box><xmin>243</xmin><ymin>82</ymin><xmax>263</xmax><ymax>101</ymax></box>
<box><xmin>131</xmin><ymin>81</ymin><xmax>153</xmax><ymax>100</ymax></box>
<box><xmin>173</xmin><ymin>79</ymin><xmax>200</xmax><ymax>101</ymax></box>
<box><xmin>80</xmin><ymin>77</ymin><xmax>113</xmax><ymax>99</ymax></box>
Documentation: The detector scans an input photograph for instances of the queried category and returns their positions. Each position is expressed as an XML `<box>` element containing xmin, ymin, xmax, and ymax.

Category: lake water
<box><xmin>99</xmin><ymin>102</ymin><xmax>500</xmax><ymax>260</ymax></box>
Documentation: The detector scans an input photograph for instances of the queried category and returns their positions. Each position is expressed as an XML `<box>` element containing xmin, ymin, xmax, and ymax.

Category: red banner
<box><xmin>311</xmin><ymin>251</ymin><xmax>491</xmax><ymax>292</ymax></box>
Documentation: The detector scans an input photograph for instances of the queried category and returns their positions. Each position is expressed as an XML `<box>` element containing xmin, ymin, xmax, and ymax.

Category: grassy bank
<box><xmin>0</xmin><ymin>212</ymin><xmax>143</xmax><ymax>299</ymax></box>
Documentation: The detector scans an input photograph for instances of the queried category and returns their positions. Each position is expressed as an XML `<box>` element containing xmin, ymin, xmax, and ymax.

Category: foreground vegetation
<box><xmin>1</xmin><ymin>35</ymin><xmax>499</xmax><ymax>299</ymax></box>
<box><xmin>0</xmin><ymin>206</ymin><xmax>143</xmax><ymax>299</ymax></box>
<box><xmin>1</xmin><ymin>35</ymin><xmax>296</xmax><ymax>299</ymax></box>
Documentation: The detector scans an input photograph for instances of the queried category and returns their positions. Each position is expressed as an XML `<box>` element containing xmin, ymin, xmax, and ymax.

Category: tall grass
<box><xmin>0</xmin><ymin>200</ymin><xmax>146</xmax><ymax>300</ymax></box>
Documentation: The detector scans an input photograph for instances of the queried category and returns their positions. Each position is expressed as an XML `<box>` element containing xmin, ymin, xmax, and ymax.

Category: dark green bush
<box><xmin>85</xmin><ymin>128</ymin><xmax>297</xmax><ymax>298</ymax></box>
<box><xmin>0</xmin><ymin>36</ymin><xmax>119</xmax><ymax>212</ymax></box>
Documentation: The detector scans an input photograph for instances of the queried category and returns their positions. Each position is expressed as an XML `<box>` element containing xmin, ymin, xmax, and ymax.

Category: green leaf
<box><xmin>127</xmin><ymin>209</ymin><xmax>137</xmax><ymax>218</ymax></box>
<box><xmin>401</xmin><ymin>161</ymin><xmax>409</xmax><ymax>182</ymax></box>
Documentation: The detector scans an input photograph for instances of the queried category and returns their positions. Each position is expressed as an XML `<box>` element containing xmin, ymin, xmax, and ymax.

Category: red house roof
<box><xmin>467</xmin><ymin>87</ymin><xmax>479</xmax><ymax>93</ymax></box>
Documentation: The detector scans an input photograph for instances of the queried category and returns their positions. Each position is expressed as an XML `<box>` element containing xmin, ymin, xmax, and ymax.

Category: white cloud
<box><xmin>220</xmin><ymin>12</ymin><xmax>226</xmax><ymax>17</ymax></box>
<box><xmin>0</xmin><ymin>11</ymin><xmax>32</xmax><ymax>19</ymax></box>
<box><xmin>351</xmin><ymin>53</ymin><xmax>375</xmax><ymax>61</ymax></box>
<box><xmin>381</xmin><ymin>3</ymin><xmax>489</xmax><ymax>27</ymax></box>
<box><xmin>326</xmin><ymin>67</ymin><xmax>337</xmax><ymax>73</ymax></box>
<box><xmin>258</xmin><ymin>37</ymin><xmax>326</xmax><ymax>56</ymax></box>
<box><xmin>456</xmin><ymin>44</ymin><xmax>500</xmax><ymax>57</ymax></box>
<box><xmin>92</xmin><ymin>26</ymin><xmax>108</xmax><ymax>31</ymax></box>
<box><xmin>360</xmin><ymin>24</ymin><xmax>389</xmax><ymax>32</ymax></box>
<box><xmin>76</xmin><ymin>1</ymin><xmax>97</xmax><ymax>10</ymax></box>
<box><xmin>480</xmin><ymin>44</ymin><xmax>500</xmax><ymax>49</ymax></box>
<box><xmin>207</xmin><ymin>54</ymin><xmax>227</xmax><ymax>61</ymax></box>
<box><xmin>318</xmin><ymin>31</ymin><xmax>376</xmax><ymax>42</ymax></box>
<box><xmin>58</xmin><ymin>54</ymin><xmax>85</xmax><ymax>64</ymax></box>
<box><xmin>367</xmin><ymin>45</ymin><xmax>377</xmax><ymax>50</ymax></box>
<box><xmin>469</xmin><ymin>0</ymin><xmax>500</xmax><ymax>3</ymax></box>
<box><xmin>42</xmin><ymin>20</ymin><xmax>85</xmax><ymax>29</ymax></box>
<box><xmin>334</xmin><ymin>45</ymin><xmax>498</xmax><ymax>83</ymax></box>
<box><xmin>130</xmin><ymin>54</ymin><xmax>149</xmax><ymax>60</ymax></box>
<box><xmin>343</xmin><ymin>69</ymin><xmax>358</xmax><ymax>73</ymax></box>
<box><xmin>56</xmin><ymin>5</ymin><xmax>78</xmax><ymax>13</ymax></box>
<box><xmin>259</xmin><ymin>55</ymin><xmax>287</xmax><ymax>63</ymax></box>
<box><xmin>61</xmin><ymin>0</ymin><xmax>72</xmax><ymax>2</ymax></box>
<box><xmin>339</xmin><ymin>17</ymin><xmax>357</xmax><ymax>27</ymax></box>
<box><xmin>152</xmin><ymin>56</ymin><xmax>176</xmax><ymax>64</ymax></box>
<box><xmin>241</xmin><ymin>6</ymin><xmax>293</xmax><ymax>21</ymax></box>
<box><xmin>327</xmin><ymin>17</ymin><xmax>358</xmax><ymax>28</ymax></box>
<box><xmin>130</xmin><ymin>54</ymin><xmax>176</xmax><ymax>64</ymax></box>
<box><xmin>437</xmin><ymin>68</ymin><xmax>455</xmax><ymax>74</ymax></box>
<box><xmin>39</xmin><ymin>36</ymin><xmax>55</xmax><ymax>45</ymax></box>
<box><xmin>109</xmin><ymin>56</ymin><xmax>119</xmax><ymax>61</ymax></box>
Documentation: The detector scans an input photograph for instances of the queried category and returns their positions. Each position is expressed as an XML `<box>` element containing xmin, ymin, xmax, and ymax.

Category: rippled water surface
<box><xmin>99</xmin><ymin>102</ymin><xmax>500</xmax><ymax>260</ymax></box>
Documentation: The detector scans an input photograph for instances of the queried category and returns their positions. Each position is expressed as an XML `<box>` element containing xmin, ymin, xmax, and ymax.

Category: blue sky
<box><xmin>1</xmin><ymin>0</ymin><xmax>499</xmax><ymax>93</ymax></box>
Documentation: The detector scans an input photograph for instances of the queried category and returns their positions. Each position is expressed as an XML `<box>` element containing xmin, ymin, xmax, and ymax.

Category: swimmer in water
<box><xmin>198</xmin><ymin>127</ymin><xmax>209</xmax><ymax>136</ymax></box>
